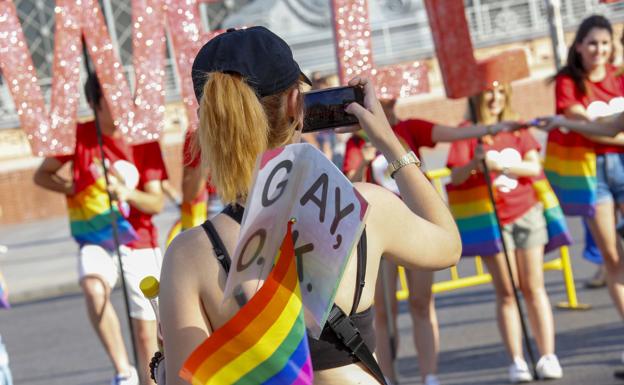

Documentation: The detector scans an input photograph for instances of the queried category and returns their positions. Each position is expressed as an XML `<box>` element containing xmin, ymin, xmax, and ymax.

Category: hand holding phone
<box><xmin>303</xmin><ymin>86</ymin><xmax>364</xmax><ymax>133</ymax></box>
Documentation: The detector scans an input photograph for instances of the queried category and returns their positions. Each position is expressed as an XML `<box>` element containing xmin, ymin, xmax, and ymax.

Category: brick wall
<box><xmin>0</xmin><ymin>142</ymin><xmax>183</xmax><ymax>225</ymax></box>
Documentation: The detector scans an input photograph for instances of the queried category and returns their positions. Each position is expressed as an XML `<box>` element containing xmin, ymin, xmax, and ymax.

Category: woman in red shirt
<box><xmin>448</xmin><ymin>83</ymin><xmax>562</xmax><ymax>383</ymax></box>
<box><xmin>551</xmin><ymin>15</ymin><xmax>624</xmax><ymax>326</ymax></box>
<box><xmin>343</xmin><ymin>99</ymin><xmax>520</xmax><ymax>385</ymax></box>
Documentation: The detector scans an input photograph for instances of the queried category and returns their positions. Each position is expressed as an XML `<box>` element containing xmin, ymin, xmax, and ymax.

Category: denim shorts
<box><xmin>596</xmin><ymin>153</ymin><xmax>624</xmax><ymax>204</ymax></box>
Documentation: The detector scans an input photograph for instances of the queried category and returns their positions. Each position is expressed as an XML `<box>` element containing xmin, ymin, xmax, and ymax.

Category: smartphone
<box><xmin>303</xmin><ymin>86</ymin><xmax>364</xmax><ymax>133</ymax></box>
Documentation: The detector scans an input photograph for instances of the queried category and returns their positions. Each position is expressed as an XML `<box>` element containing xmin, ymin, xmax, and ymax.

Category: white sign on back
<box><xmin>224</xmin><ymin>143</ymin><xmax>369</xmax><ymax>338</ymax></box>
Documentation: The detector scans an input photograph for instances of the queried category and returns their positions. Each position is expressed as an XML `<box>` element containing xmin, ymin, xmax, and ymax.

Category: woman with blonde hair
<box><xmin>157</xmin><ymin>27</ymin><xmax>461</xmax><ymax>385</ymax></box>
<box><xmin>447</xmin><ymin>82</ymin><xmax>562</xmax><ymax>383</ymax></box>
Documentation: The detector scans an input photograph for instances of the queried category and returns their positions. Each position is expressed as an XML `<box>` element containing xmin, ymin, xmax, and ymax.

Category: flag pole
<box><xmin>81</xmin><ymin>35</ymin><xmax>139</xmax><ymax>367</ymax></box>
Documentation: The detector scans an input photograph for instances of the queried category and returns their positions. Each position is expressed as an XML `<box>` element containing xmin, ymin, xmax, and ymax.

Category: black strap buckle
<box><xmin>326</xmin><ymin>305</ymin><xmax>388</xmax><ymax>385</ymax></box>
<box><xmin>327</xmin><ymin>307</ymin><xmax>365</xmax><ymax>355</ymax></box>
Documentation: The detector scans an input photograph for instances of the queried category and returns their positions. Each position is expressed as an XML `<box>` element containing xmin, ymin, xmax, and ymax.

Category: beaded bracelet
<box><xmin>149</xmin><ymin>351</ymin><xmax>164</xmax><ymax>383</ymax></box>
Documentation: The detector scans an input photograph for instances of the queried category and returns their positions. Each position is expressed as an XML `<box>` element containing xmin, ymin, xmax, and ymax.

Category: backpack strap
<box><xmin>222</xmin><ymin>204</ymin><xmax>244</xmax><ymax>224</ymax></box>
<box><xmin>336</xmin><ymin>229</ymin><xmax>386</xmax><ymax>384</ymax></box>
<box><xmin>199</xmin><ymin>204</ymin><xmax>243</xmax><ymax>274</ymax></box>
<box><xmin>350</xmin><ymin>229</ymin><xmax>367</xmax><ymax>316</ymax></box>
<box><xmin>201</xmin><ymin>220</ymin><xmax>231</xmax><ymax>274</ymax></box>
<box><xmin>326</xmin><ymin>305</ymin><xmax>387</xmax><ymax>385</ymax></box>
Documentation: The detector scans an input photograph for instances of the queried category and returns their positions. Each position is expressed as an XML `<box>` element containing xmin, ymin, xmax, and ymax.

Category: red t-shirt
<box><xmin>56</xmin><ymin>121</ymin><xmax>168</xmax><ymax>249</ymax></box>
<box><xmin>342</xmin><ymin>119</ymin><xmax>435</xmax><ymax>181</ymax></box>
<box><xmin>447</xmin><ymin>129</ymin><xmax>540</xmax><ymax>225</ymax></box>
<box><xmin>182</xmin><ymin>130</ymin><xmax>217</xmax><ymax>195</ymax></box>
<box><xmin>555</xmin><ymin>65</ymin><xmax>624</xmax><ymax>154</ymax></box>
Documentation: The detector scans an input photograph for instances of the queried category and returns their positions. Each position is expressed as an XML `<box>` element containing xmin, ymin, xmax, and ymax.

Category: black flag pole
<box><xmin>469</xmin><ymin>97</ymin><xmax>537</xmax><ymax>378</ymax></box>
<box><xmin>81</xmin><ymin>35</ymin><xmax>139</xmax><ymax>367</ymax></box>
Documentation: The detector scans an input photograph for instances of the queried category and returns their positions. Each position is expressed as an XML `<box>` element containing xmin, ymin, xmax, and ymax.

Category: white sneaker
<box><xmin>424</xmin><ymin>374</ymin><xmax>441</xmax><ymax>385</ymax></box>
<box><xmin>536</xmin><ymin>354</ymin><xmax>563</xmax><ymax>380</ymax></box>
<box><xmin>111</xmin><ymin>367</ymin><xmax>139</xmax><ymax>385</ymax></box>
<box><xmin>509</xmin><ymin>358</ymin><xmax>533</xmax><ymax>383</ymax></box>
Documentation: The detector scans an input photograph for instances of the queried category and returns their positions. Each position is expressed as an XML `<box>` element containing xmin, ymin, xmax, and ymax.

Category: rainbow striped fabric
<box><xmin>67</xmin><ymin>176</ymin><xmax>137</xmax><ymax>250</ymax></box>
<box><xmin>181</xmin><ymin>189</ymin><xmax>208</xmax><ymax>231</ymax></box>
<box><xmin>447</xmin><ymin>183</ymin><xmax>503</xmax><ymax>257</ymax></box>
<box><xmin>447</xmin><ymin>173</ymin><xmax>572</xmax><ymax>257</ymax></box>
<box><xmin>181</xmin><ymin>220</ymin><xmax>313</xmax><ymax>385</ymax></box>
<box><xmin>544</xmin><ymin>130</ymin><xmax>597</xmax><ymax>217</ymax></box>
<box><xmin>533</xmin><ymin>174</ymin><xmax>573</xmax><ymax>253</ymax></box>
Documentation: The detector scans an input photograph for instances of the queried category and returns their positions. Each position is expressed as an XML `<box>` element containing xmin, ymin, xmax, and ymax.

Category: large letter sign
<box><xmin>224</xmin><ymin>144</ymin><xmax>369</xmax><ymax>338</ymax></box>
<box><xmin>331</xmin><ymin>0</ymin><xmax>430</xmax><ymax>99</ymax></box>
<box><xmin>0</xmin><ymin>0</ymin><xmax>217</xmax><ymax>155</ymax></box>
<box><xmin>423</xmin><ymin>0</ymin><xmax>530</xmax><ymax>98</ymax></box>
<box><xmin>0</xmin><ymin>0</ymin><xmax>167</xmax><ymax>155</ymax></box>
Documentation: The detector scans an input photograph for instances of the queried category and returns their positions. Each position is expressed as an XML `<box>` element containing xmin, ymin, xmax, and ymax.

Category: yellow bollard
<box><xmin>475</xmin><ymin>256</ymin><xmax>485</xmax><ymax>275</ymax></box>
<box><xmin>397</xmin><ymin>266</ymin><xmax>409</xmax><ymax>301</ymax></box>
<box><xmin>556</xmin><ymin>246</ymin><xmax>591</xmax><ymax>310</ymax></box>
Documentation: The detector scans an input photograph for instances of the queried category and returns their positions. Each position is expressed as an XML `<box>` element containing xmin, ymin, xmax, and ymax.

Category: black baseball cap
<box><xmin>192</xmin><ymin>26</ymin><xmax>311</xmax><ymax>102</ymax></box>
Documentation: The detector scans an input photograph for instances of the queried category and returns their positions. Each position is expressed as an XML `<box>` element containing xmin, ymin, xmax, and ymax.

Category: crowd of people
<box><xmin>0</xmin><ymin>11</ymin><xmax>621</xmax><ymax>385</ymax></box>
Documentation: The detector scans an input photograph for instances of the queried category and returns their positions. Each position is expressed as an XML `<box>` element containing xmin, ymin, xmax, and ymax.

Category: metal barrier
<box><xmin>394</xmin><ymin>167</ymin><xmax>589</xmax><ymax>310</ymax></box>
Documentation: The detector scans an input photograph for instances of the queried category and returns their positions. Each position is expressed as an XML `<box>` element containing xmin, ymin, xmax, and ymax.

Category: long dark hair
<box><xmin>555</xmin><ymin>15</ymin><xmax>614</xmax><ymax>95</ymax></box>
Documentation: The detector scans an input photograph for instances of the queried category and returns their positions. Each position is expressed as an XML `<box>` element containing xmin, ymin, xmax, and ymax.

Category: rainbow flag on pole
<box><xmin>544</xmin><ymin>130</ymin><xmax>597</xmax><ymax>217</ymax></box>
<box><xmin>181</xmin><ymin>220</ymin><xmax>313</xmax><ymax>385</ymax></box>
<box><xmin>447</xmin><ymin>182</ymin><xmax>503</xmax><ymax>257</ymax></box>
<box><xmin>67</xmin><ymin>176</ymin><xmax>137</xmax><ymax>250</ymax></box>
<box><xmin>447</xmin><ymin>172</ymin><xmax>571</xmax><ymax>257</ymax></box>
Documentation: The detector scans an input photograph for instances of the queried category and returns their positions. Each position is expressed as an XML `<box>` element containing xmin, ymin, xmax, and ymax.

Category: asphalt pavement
<box><xmin>1</xmin><ymin>200</ymin><xmax>623</xmax><ymax>384</ymax></box>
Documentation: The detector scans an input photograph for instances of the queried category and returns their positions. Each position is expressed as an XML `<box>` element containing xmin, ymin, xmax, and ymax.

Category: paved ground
<box><xmin>1</xmin><ymin>170</ymin><xmax>623</xmax><ymax>384</ymax></box>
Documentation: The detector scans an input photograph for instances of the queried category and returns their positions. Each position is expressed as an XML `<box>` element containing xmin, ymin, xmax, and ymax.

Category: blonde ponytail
<box><xmin>197</xmin><ymin>72</ymin><xmax>301</xmax><ymax>204</ymax></box>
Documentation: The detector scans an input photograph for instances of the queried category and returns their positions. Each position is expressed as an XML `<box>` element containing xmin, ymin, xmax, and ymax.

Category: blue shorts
<box><xmin>596</xmin><ymin>153</ymin><xmax>624</xmax><ymax>204</ymax></box>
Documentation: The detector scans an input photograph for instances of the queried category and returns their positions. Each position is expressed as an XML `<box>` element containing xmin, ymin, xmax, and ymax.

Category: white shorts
<box><xmin>78</xmin><ymin>245</ymin><xmax>163</xmax><ymax>320</ymax></box>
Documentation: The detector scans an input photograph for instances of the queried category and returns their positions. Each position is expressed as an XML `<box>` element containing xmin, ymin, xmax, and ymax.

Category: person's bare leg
<box><xmin>81</xmin><ymin>276</ymin><xmax>131</xmax><ymax>375</ymax></box>
<box><xmin>374</xmin><ymin>261</ymin><xmax>399</xmax><ymax>382</ymax></box>
<box><xmin>132</xmin><ymin>318</ymin><xmax>158</xmax><ymax>385</ymax></box>
<box><xmin>483</xmin><ymin>253</ymin><xmax>524</xmax><ymax>361</ymax></box>
<box><xmin>587</xmin><ymin>201</ymin><xmax>624</xmax><ymax>318</ymax></box>
<box><xmin>405</xmin><ymin>269</ymin><xmax>439</xmax><ymax>381</ymax></box>
<box><xmin>516</xmin><ymin>246</ymin><xmax>554</xmax><ymax>356</ymax></box>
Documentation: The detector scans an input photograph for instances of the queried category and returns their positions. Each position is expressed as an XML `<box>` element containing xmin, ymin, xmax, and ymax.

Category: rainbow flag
<box><xmin>181</xmin><ymin>220</ymin><xmax>313</xmax><ymax>385</ymax></box>
<box><xmin>447</xmin><ymin>173</ymin><xmax>572</xmax><ymax>257</ymax></box>
<box><xmin>532</xmin><ymin>174</ymin><xmax>573</xmax><ymax>253</ymax></box>
<box><xmin>181</xmin><ymin>189</ymin><xmax>208</xmax><ymax>231</ymax></box>
<box><xmin>67</xmin><ymin>176</ymin><xmax>137</xmax><ymax>250</ymax></box>
<box><xmin>544</xmin><ymin>129</ymin><xmax>597</xmax><ymax>217</ymax></box>
<box><xmin>447</xmin><ymin>182</ymin><xmax>503</xmax><ymax>257</ymax></box>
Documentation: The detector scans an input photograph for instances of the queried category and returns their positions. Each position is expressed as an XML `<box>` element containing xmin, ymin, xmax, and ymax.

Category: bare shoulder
<box><xmin>161</xmin><ymin>225</ymin><xmax>217</xmax><ymax>282</ymax></box>
<box><xmin>353</xmin><ymin>181</ymin><xmax>394</xmax><ymax>200</ymax></box>
<box><xmin>353</xmin><ymin>182</ymin><xmax>403</xmax><ymax>213</ymax></box>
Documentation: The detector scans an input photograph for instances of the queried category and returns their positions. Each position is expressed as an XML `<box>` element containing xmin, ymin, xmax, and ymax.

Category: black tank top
<box><xmin>201</xmin><ymin>204</ymin><xmax>376</xmax><ymax>370</ymax></box>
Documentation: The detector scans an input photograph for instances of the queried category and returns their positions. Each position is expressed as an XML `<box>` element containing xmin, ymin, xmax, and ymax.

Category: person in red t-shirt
<box><xmin>448</xmin><ymin>83</ymin><xmax>561</xmax><ymax>382</ymax></box>
<box><xmin>180</xmin><ymin>130</ymin><xmax>222</xmax><ymax>227</ymax></box>
<box><xmin>343</xmin><ymin>98</ymin><xmax>520</xmax><ymax>385</ymax></box>
<box><xmin>543</xmin><ymin>15</ymin><xmax>624</xmax><ymax>380</ymax></box>
<box><xmin>34</xmin><ymin>75</ymin><xmax>167</xmax><ymax>385</ymax></box>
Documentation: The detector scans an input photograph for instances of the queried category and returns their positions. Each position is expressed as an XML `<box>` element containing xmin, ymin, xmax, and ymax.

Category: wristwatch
<box><xmin>388</xmin><ymin>151</ymin><xmax>421</xmax><ymax>179</ymax></box>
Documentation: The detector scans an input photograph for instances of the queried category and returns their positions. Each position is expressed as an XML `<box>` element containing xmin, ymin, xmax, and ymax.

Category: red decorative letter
<box><xmin>424</xmin><ymin>0</ymin><xmax>529</xmax><ymax>98</ymax></box>
<box><xmin>331</xmin><ymin>0</ymin><xmax>429</xmax><ymax>98</ymax></box>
